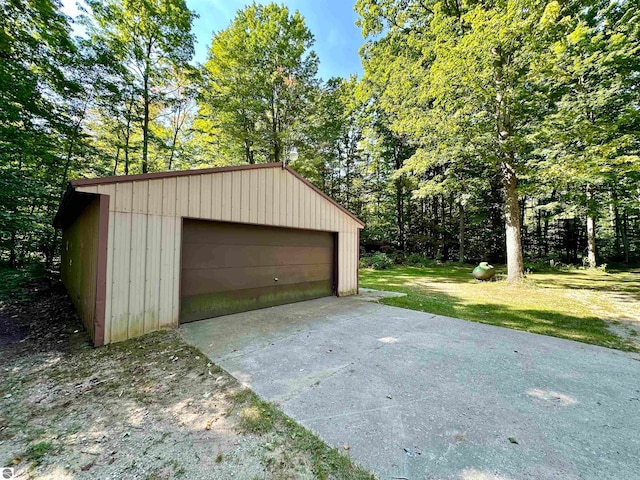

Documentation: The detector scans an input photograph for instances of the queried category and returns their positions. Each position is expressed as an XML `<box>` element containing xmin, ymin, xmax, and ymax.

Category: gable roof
<box><xmin>66</xmin><ymin>163</ymin><xmax>365</xmax><ymax>227</ymax></box>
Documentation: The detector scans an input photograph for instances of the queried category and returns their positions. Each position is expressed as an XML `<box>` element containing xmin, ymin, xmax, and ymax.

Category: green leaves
<box><xmin>85</xmin><ymin>0</ymin><xmax>196</xmax><ymax>173</ymax></box>
<box><xmin>0</xmin><ymin>0</ymin><xmax>84</xmax><ymax>266</ymax></box>
<box><xmin>199</xmin><ymin>3</ymin><xmax>318</xmax><ymax>164</ymax></box>
<box><xmin>357</xmin><ymin>0</ymin><xmax>640</xmax><ymax>273</ymax></box>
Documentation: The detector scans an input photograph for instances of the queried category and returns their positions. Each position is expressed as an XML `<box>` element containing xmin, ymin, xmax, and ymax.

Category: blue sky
<box><xmin>62</xmin><ymin>0</ymin><xmax>365</xmax><ymax>80</ymax></box>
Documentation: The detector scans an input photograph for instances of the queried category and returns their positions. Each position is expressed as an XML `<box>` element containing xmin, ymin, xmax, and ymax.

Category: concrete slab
<box><xmin>358</xmin><ymin>287</ymin><xmax>408</xmax><ymax>302</ymax></box>
<box><xmin>180</xmin><ymin>296</ymin><xmax>640</xmax><ymax>480</ymax></box>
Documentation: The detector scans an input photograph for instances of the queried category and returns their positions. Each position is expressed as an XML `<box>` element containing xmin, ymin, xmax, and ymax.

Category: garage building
<box><xmin>54</xmin><ymin>163</ymin><xmax>364</xmax><ymax>346</ymax></box>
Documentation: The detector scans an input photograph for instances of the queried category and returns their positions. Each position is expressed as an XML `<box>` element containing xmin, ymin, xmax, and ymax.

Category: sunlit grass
<box><xmin>360</xmin><ymin>265</ymin><xmax>640</xmax><ymax>352</ymax></box>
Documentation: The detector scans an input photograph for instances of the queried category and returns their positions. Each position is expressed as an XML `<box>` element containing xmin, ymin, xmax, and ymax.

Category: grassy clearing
<box><xmin>360</xmin><ymin>264</ymin><xmax>640</xmax><ymax>352</ymax></box>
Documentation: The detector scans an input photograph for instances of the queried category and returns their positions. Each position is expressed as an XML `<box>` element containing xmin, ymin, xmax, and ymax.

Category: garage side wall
<box><xmin>61</xmin><ymin>197</ymin><xmax>101</xmax><ymax>343</ymax></box>
<box><xmin>76</xmin><ymin>167</ymin><xmax>361</xmax><ymax>344</ymax></box>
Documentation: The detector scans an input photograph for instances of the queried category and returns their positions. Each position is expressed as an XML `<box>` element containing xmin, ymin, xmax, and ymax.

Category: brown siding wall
<box><xmin>61</xmin><ymin>196</ymin><xmax>101</xmax><ymax>343</ymax></box>
<box><xmin>76</xmin><ymin>166</ymin><xmax>362</xmax><ymax>344</ymax></box>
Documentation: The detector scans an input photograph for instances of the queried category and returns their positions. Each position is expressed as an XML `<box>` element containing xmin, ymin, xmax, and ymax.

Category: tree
<box><xmin>199</xmin><ymin>3</ymin><xmax>319</xmax><ymax>164</ymax></box>
<box><xmin>150</xmin><ymin>66</ymin><xmax>200</xmax><ymax>170</ymax></box>
<box><xmin>0</xmin><ymin>0</ymin><xmax>82</xmax><ymax>266</ymax></box>
<box><xmin>357</xmin><ymin>0</ymin><xmax>557</xmax><ymax>281</ymax></box>
<box><xmin>84</xmin><ymin>0</ymin><xmax>196</xmax><ymax>173</ymax></box>
<box><xmin>532</xmin><ymin>0</ymin><xmax>640</xmax><ymax>268</ymax></box>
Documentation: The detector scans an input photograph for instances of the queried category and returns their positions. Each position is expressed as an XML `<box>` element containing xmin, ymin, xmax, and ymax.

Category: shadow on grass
<box><xmin>361</xmin><ymin>266</ymin><xmax>638</xmax><ymax>352</ymax></box>
<box><xmin>533</xmin><ymin>269</ymin><xmax>640</xmax><ymax>299</ymax></box>
<box><xmin>362</xmin><ymin>264</ymin><xmax>487</xmax><ymax>286</ymax></box>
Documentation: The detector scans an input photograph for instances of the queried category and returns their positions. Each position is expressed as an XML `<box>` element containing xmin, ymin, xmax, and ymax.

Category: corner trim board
<box><xmin>94</xmin><ymin>194</ymin><xmax>109</xmax><ymax>347</ymax></box>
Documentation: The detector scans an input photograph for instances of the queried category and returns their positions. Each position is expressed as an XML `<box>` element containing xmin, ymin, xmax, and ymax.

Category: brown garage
<box><xmin>54</xmin><ymin>163</ymin><xmax>364</xmax><ymax>346</ymax></box>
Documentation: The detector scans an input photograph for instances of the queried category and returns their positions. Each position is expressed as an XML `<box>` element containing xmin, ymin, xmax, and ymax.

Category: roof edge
<box><xmin>53</xmin><ymin>188</ymin><xmax>100</xmax><ymax>229</ymax></box>
<box><xmin>70</xmin><ymin>162</ymin><xmax>283</xmax><ymax>187</ymax></box>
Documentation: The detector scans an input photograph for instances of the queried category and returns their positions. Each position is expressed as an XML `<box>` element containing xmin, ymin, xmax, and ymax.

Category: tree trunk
<box><xmin>611</xmin><ymin>190</ymin><xmax>621</xmax><ymax>259</ymax></box>
<box><xmin>168</xmin><ymin>126</ymin><xmax>179</xmax><ymax>170</ymax></box>
<box><xmin>271</xmin><ymin>88</ymin><xmax>280</xmax><ymax>163</ymax></box>
<box><xmin>61</xmin><ymin>98</ymin><xmax>88</xmax><ymax>190</ymax></box>
<box><xmin>124</xmin><ymin>92</ymin><xmax>135</xmax><ymax>175</ymax></box>
<box><xmin>142</xmin><ymin>40</ymin><xmax>153</xmax><ymax>174</ymax></box>
<box><xmin>9</xmin><ymin>232</ymin><xmax>17</xmax><ymax>268</ymax></box>
<box><xmin>440</xmin><ymin>195</ymin><xmax>447</xmax><ymax>260</ymax></box>
<box><xmin>395</xmin><ymin>178</ymin><xmax>405</xmax><ymax>251</ymax></box>
<box><xmin>494</xmin><ymin>46</ymin><xmax>523</xmax><ymax>279</ymax></box>
<box><xmin>502</xmin><ymin>161</ymin><xmax>525</xmax><ymax>282</ymax></box>
<box><xmin>113</xmin><ymin>146</ymin><xmax>120</xmax><ymax>175</ymax></box>
<box><xmin>458</xmin><ymin>200</ymin><xmax>465</xmax><ymax>263</ymax></box>
<box><xmin>543</xmin><ymin>214</ymin><xmax>549</xmax><ymax>257</ymax></box>
<box><xmin>621</xmin><ymin>211</ymin><xmax>630</xmax><ymax>264</ymax></box>
<box><xmin>245</xmin><ymin>141</ymin><xmax>254</xmax><ymax>164</ymax></box>
<box><xmin>585</xmin><ymin>185</ymin><xmax>597</xmax><ymax>268</ymax></box>
<box><xmin>142</xmin><ymin>73</ymin><xmax>150</xmax><ymax>173</ymax></box>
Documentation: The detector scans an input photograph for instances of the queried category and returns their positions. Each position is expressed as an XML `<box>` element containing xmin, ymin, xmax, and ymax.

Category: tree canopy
<box><xmin>1</xmin><ymin>0</ymin><xmax>638</xmax><ymax>272</ymax></box>
<box><xmin>198</xmin><ymin>3</ymin><xmax>318</xmax><ymax>164</ymax></box>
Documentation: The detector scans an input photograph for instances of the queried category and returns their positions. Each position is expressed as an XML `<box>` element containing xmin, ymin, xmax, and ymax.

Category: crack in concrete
<box><xmin>293</xmin><ymin>393</ymin><xmax>435</xmax><ymax>423</ymax></box>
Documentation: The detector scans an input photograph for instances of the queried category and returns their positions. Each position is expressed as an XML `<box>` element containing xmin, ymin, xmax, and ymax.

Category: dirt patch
<box><xmin>606</xmin><ymin>317</ymin><xmax>640</xmax><ymax>353</ymax></box>
<box><xmin>596</xmin><ymin>290</ymin><xmax>640</xmax><ymax>352</ymax></box>
<box><xmin>0</xmin><ymin>281</ymin><xmax>374</xmax><ymax>479</ymax></box>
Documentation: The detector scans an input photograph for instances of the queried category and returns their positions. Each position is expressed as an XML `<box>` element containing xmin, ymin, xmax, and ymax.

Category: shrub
<box><xmin>360</xmin><ymin>252</ymin><xmax>393</xmax><ymax>270</ymax></box>
<box><xmin>359</xmin><ymin>255</ymin><xmax>372</xmax><ymax>269</ymax></box>
<box><xmin>371</xmin><ymin>253</ymin><xmax>393</xmax><ymax>270</ymax></box>
<box><xmin>392</xmin><ymin>252</ymin><xmax>405</xmax><ymax>265</ymax></box>
<box><xmin>404</xmin><ymin>253</ymin><xmax>432</xmax><ymax>267</ymax></box>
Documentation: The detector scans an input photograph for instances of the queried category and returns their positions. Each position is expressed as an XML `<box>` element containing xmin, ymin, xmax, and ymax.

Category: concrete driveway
<box><xmin>180</xmin><ymin>295</ymin><xmax>640</xmax><ymax>480</ymax></box>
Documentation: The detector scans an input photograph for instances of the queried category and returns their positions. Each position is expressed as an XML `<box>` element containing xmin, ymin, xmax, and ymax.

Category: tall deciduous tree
<box><xmin>0</xmin><ymin>0</ymin><xmax>82</xmax><ymax>265</ymax></box>
<box><xmin>85</xmin><ymin>0</ymin><xmax>196</xmax><ymax>173</ymax></box>
<box><xmin>532</xmin><ymin>0</ymin><xmax>640</xmax><ymax>268</ymax></box>
<box><xmin>199</xmin><ymin>3</ymin><xmax>318</xmax><ymax>164</ymax></box>
<box><xmin>357</xmin><ymin>0</ymin><xmax>556</xmax><ymax>281</ymax></box>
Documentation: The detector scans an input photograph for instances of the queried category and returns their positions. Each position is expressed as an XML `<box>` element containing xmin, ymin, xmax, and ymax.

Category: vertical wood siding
<box><xmin>76</xmin><ymin>166</ymin><xmax>362</xmax><ymax>344</ymax></box>
<box><xmin>61</xmin><ymin>197</ymin><xmax>100</xmax><ymax>343</ymax></box>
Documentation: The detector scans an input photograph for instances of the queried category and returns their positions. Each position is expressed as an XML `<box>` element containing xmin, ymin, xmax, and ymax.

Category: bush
<box><xmin>371</xmin><ymin>253</ymin><xmax>394</xmax><ymax>270</ymax></box>
<box><xmin>392</xmin><ymin>252</ymin><xmax>405</xmax><ymax>265</ymax></box>
<box><xmin>404</xmin><ymin>253</ymin><xmax>432</xmax><ymax>267</ymax></box>
<box><xmin>360</xmin><ymin>252</ymin><xmax>393</xmax><ymax>270</ymax></box>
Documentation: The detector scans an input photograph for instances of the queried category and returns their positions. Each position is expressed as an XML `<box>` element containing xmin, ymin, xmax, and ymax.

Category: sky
<box><xmin>61</xmin><ymin>0</ymin><xmax>365</xmax><ymax>81</ymax></box>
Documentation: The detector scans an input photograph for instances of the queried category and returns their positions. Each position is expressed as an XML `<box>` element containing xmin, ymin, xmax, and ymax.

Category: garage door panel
<box><xmin>180</xmin><ymin>220</ymin><xmax>335</xmax><ymax>322</ymax></box>
<box><xmin>276</xmin><ymin>263</ymin><xmax>332</xmax><ymax>285</ymax></box>
<box><xmin>182</xmin><ymin>221</ymin><xmax>333</xmax><ymax>248</ymax></box>
<box><xmin>182</xmin><ymin>244</ymin><xmax>333</xmax><ymax>269</ymax></box>
<box><xmin>182</xmin><ymin>263</ymin><xmax>332</xmax><ymax>295</ymax></box>
<box><xmin>180</xmin><ymin>281</ymin><xmax>333</xmax><ymax>323</ymax></box>
<box><xmin>181</xmin><ymin>265</ymin><xmax>278</xmax><ymax>295</ymax></box>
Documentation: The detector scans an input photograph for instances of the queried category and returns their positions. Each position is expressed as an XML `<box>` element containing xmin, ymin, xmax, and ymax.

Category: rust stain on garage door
<box><xmin>180</xmin><ymin>220</ymin><xmax>335</xmax><ymax>323</ymax></box>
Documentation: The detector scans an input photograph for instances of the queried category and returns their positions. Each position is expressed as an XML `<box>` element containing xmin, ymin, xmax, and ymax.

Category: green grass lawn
<box><xmin>360</xmin><ymin>264</ymin><xmax>640</xmax><ymax>352</ymax></box>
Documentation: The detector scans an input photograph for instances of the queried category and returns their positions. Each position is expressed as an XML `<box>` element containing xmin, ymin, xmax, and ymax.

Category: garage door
<box><xmin>180</xmin><ymin>220</ymin><xmax>335</xmax><ymax>323</ymax></box>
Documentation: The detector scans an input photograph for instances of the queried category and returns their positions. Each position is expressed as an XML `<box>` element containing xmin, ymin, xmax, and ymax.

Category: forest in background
<box><xmin>1</xmin><ymin>0</ymin><xmax>639</xmax><ymax>280</ymax></box>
